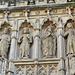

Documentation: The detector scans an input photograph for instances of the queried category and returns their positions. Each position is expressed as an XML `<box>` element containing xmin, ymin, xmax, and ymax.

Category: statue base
<box><xmin>43</xmin><ymin>55</ymin><xmax>55</xmax><ymax>59</ymax></box>
<box><xmin>18</xmin><ymin>57</ymin><xmax>30</xmax><ymax>60</ymax></box>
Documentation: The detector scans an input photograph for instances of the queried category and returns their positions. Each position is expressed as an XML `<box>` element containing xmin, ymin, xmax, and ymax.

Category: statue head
<box><xmin>4</xmin><ymin>28</ymin><xmax>8</xmax><ymax>34</ymax></box>
<box><xmin>67</xmin><ymin>23</ymin><xmax>73</xmax><ymax>29</ymax></box>
<box><xmin>47</xmin><ymin>26</ymin><xmax>52</xmax><ymax>33</ymax></box>
<box><xmin>23</xmin><ymin>27</ymin><xmax>29</xmax><ymax>34</ymax></box>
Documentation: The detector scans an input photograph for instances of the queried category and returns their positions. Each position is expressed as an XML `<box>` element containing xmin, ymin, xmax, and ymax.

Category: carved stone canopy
<box><xmin>0</xmin><ymin>21</ymin><xmax>12</xmax><ymax>33</ymax></box>
<box><xmin>19</xmin><ymin>20</ymin><xmax>33</xmax><ymax>31</ymax></box>
<box><xmin>42</xmin><ymin>19</ymin><xmax>57</xmax><ymax>30</ymax></box>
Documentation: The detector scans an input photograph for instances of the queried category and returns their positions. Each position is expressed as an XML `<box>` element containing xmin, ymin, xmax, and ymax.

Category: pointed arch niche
<box><xmin>64</xmin><ymin>18</ymin><xmax>75</xmax><ymax>56</ymax></box>
<box><xmin>18</xmin><ymin>20</ymin><xmax>34</xmax><ymax>59</ymax></box>
<box><xmin>41</xmin><ymin>17</ymin><xmax>57</xmax><ymax>58</ymax></box>
<box><xmin>0</xmin><ymin>21</ymin><xmax>12</xmax><ymax>59</ymax></box>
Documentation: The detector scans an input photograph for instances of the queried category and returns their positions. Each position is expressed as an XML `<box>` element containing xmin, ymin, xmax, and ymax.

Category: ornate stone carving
<box><xmin>64</xmin><ymin>23</ymin><xmax>75</xmax><ymax>55</ymax></box>
<box><xmin>26</xmin><ymin>66</ymin><xmax>34</xmax><ymax>75</ymax></box>
<box><xmin>39</xmin><ymin>65</ymin><xmax>47</xmax><ymax>75</ymax></box>
<box><xmin>42</xmin><ymin>26</ymin><xmax>56</xmax><ymax>58</ymax></box>
<box><xmin>18</xmin><ymin>27</ymin><xmax>32</xmax><ymax>59</ymax></box>
<box><xmin>0</xmin><ymin>28</ymin><xmax>10</xmax><ymax>58</ymax></box>
<box><xmin>16</xmin><ymin>66</ymin><xmax>24</xmax><ymax>75</ymax></box>
<box><xmin>49</xmin><ymin>65</ymin><xmax>57</xmax><ymax>75</ymax></box>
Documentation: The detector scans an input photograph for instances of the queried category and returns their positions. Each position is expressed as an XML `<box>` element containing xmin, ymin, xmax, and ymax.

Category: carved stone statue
<box><xmin>0</xmin><ymin>28</ymin><xmax>10</xmax><ymax>58</ymax></box>
<box><xmin>64</xmin><ymin>23</ymin><xmax>75</xmax><ymax>55</ymax></box>
<box><xmin>42</xmin><ymin>26</ymin><xmax>56</xmax><ymax>58</ymax></box>
<box><xmin>18</xmin><ymin>27</ymin><xmax>32</xmax><ymax>59</ymax></box>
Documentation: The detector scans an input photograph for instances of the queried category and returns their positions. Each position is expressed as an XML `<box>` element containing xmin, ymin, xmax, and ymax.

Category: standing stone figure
<box><xmin>42</xmin><ymin>26</ymin><xmax>56</xmax><ymax>58</ymax></box>
<box><xmin>64</xmin><ymin>23</ymin><xmax>75</xmax><ymax>55</ymax></box>
<box><xmin>0</xmin><ymin>28</ymin><xmax>10</xmax><ymax>58</ymax></box>
<box><xmin>18</xmin><ymin>27</ymin><xmax>32</xmax><ymax>59</ymax></box>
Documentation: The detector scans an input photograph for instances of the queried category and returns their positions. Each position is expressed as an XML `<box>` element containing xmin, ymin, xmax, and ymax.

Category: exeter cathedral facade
<box><xmin>0</xmin><ymin>0</ymin><xmax>75</xmax><ymax>75</ymax></box>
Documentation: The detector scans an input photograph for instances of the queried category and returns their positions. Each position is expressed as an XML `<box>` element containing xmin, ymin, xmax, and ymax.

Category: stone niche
<box><xmin>0</xmin><ymin>21</ymin><xmax>12</xmax><ymax>75</ymax></box>
<box><xmin>41</xmin><ymin>18</ymin><xmax>57</xmax><ymax>58</ymax></box>
<box><xmin>18</xmin><ymin>20</ymin><xmax>33</xmax><ymax>59</ymax></box>
<box><xmin>64</xmin><ymin>19</ymin><xmax>75</xmax><ymax>75</ymax></box>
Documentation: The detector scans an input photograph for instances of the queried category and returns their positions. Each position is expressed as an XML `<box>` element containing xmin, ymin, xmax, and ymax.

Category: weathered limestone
<box><xmin>8</xmin><ymin>20</ymin><xmax>18</xmax><ymax>75</ymax></box>
<box><xmin>34</xmin><ymin>17</ymin><xmax>40</xmax><ymax>60</ymax></box>
<box><xmin>0</xmin><ymin>57</ymin><xmax>7</xmax><ymax>75</ymax></box>
<box><xmin>0</xmin><ymin>1</ymin><xmax>75</xmax><ymax>75</ymax></box>
<box><xmin>64</xmin><ymin>23</ymin><xmax>75</xmax><ymax>55</ymax></box>
<box><xmin>0</xmin><ymin>28</ymin><xmax>10</xmax><ymax>58</ymax></box>
<box><xmin>57</xmin><ymin>17</ymin><xmax>65</xmax><ymax>75</ymax></box>
<box><xmin>42</xmin><ymin>26</ymin><xmax>56</xmax><ymax>58</ymax></box>
<box><xmin>18</xmin><ymin>27</ymin><xmax>32</xmax><ymax>59</ymax></box>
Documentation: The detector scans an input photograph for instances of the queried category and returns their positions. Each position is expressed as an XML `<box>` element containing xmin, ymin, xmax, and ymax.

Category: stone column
<box><xmin>34</xmin><ymin>17</ymin><xmax>41</xmax><ymax>60</ymax></box>
<box><xmin>57</xmin><ymin>17</ymin><xmax>65</xmax><ymax>75</ymax></box>
<box><xmin>8</xmin><ymin>20</ymin><xmax>18</xmax><ymax>75</ymax></box>
<box><xmin>34</xmin><ymin>18</ymin><xmax>41</xmax><ymax>75</ymax></box>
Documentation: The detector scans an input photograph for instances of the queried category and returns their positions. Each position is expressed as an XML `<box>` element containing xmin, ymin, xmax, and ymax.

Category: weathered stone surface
<box><xmin>0</xmin><ymin>1</ymin><xmax>75</xmax><ymax>75</ymax></box>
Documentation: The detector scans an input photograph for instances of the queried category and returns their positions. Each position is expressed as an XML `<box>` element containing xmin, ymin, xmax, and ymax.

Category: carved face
<box><xmin>4</xmin><ymin>28</ymin><xmax>8</xmax><ymax>34</ymax></box>
<box><xmin>23</xmin><ymin>28</ymin><xmax>29</xmax><ymax>34</ymax></box>
<box><xmin>47</xmin><ymin>26</ymin><xmax>52</xmax><ymax>32</ymax></box>
<box><xmin>67</xmin><ymin>23</ymin><xmax>73</xmax><ymax>29</ymax></box>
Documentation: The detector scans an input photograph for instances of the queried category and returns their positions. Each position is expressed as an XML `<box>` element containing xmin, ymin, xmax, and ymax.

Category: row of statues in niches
<box><xmin>0</xmin><ymin>22</ymin><xmax>75</xmax><ymax>60</ymax></box>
